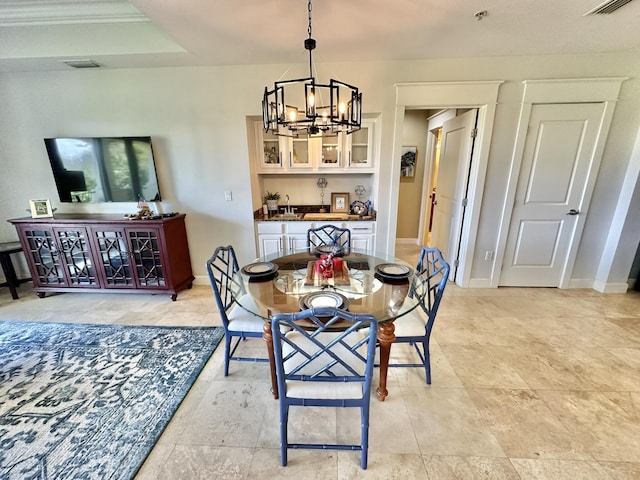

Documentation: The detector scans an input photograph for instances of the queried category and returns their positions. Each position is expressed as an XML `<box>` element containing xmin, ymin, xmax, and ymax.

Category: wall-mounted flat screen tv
<box><xmin>44</xmin><ymin>136</ymin><xmax>162</xmax><ymax>203</ymax></box>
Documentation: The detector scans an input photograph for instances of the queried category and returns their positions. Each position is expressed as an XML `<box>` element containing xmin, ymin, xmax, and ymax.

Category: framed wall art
<box><xmin>331</xmin><ymin>192</ymin><xmax>349</xmax><ymax>213</ymax></box>
<box><xmin>29</xmin><ymin>199</ymin><xmax>54</xmax><ymax>218</ymax></box>
<box><xmin>400</xmin><ymin>146</ymin><xmax>417</xmax><ymax>178</ymax></box>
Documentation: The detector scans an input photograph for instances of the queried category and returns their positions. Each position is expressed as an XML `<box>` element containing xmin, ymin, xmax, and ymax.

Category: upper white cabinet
<box><xmin>254</xmin><ymin>118</ymin><xmax>377</xmax><ymax>174</ymax></box>
<box><xmin>343</xmin><ymin>122</ymin><xmax>374</xmax><ymax>170</ymax></box>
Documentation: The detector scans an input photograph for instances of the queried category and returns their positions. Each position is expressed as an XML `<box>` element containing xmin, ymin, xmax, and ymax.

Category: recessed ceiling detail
<box><xmin>0</xmin><ymin>0</ymin><xmax>148</xmax><ymax>27</ymax></box>
<box><xmin>585</xmin><ymin>0</ymin><xmax>636</xmax><ymax>15</ymax></box>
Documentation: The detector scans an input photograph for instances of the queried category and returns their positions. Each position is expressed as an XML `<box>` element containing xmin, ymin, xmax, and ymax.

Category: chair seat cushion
<box><xmin>393</xmin><ymin>309</ymin><xmax>427</xmax><ymax>338</ymax></box>
<box><xmin>286</xmin><ymin>379</ymin><xmax>364</xmax><ymax>400</ymax></box>
<box><xmin>282</xmin><ymin>330</ymin><xmax>368</xmax><ymax>400</ymax></box>
<box><xmin>227</xmin><ymin>294</ymin><xmax>264</xmax><ymax>333</ymax></box>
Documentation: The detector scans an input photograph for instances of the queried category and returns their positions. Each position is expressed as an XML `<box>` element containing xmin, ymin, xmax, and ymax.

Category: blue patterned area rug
<box><xmin>0</xmin><ymin>321</ymin><xmax>224</xmax><ymax>480</ymax></box>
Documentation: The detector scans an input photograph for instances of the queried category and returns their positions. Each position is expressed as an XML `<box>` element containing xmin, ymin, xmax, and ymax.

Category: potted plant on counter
<box><xmin>263</xmin><ymin>191</ymin><xmax>281</xmax><ymax>213</ymax></box>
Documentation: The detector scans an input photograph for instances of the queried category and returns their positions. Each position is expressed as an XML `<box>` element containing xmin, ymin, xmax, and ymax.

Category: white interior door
<box><xmin>430</xmin><ymin>109</ymin><xmax>477</xmax><ymax>279</ymax></box>
<box><xmin>500</xmin><ymin>102</ymin><xmax>605</xmax><ymax>286</ymax></box>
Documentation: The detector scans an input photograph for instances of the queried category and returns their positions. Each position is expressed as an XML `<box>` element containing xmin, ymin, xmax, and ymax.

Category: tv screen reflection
<box><xmin>45</xmin><ymin>137</ymin><xmax>162</xmax><ymax>203</ymax></box>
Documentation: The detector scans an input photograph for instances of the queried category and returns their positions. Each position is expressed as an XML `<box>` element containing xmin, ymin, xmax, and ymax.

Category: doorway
<box><xmin>388</xmin><ymin>81</ymin><xmax>503</xmax><ymax>287</ymax></box>
<box><xmin>395</xmin><ymin>107</ymin><xmax>479</xmax><ymax>282</ymax></box>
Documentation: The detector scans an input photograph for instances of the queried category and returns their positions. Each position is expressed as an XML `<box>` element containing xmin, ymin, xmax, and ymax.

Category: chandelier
<box><xmin>262</xmin><ymin>0</ymin><xmax>362</xmax><ymax>137</ymax></box>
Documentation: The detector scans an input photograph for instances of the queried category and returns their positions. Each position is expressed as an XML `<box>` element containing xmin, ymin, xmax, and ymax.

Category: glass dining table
<box><xmin>231</xmin><ymin>248</ymin><xmax>425</xmax><ymax>401</ymax></box>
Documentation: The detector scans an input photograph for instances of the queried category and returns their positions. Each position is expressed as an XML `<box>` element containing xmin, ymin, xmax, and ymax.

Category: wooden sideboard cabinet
<box><xmin>8</xmin><ymin>214</ymin><xmax>194</xmax><ymax>301</ymax></box>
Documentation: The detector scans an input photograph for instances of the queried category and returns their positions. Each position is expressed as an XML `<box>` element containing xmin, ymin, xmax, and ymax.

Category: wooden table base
<box><xmin>376</xmin><ymin>321</ymin><xmax>396</xmax><ymax>401</ymax></box>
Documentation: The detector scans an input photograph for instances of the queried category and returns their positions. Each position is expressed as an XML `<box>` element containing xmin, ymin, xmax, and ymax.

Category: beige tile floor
<box><xmin>1</xmin><ymin>249</ymin><xmax>639</xmax><ymax>479</ymax></box>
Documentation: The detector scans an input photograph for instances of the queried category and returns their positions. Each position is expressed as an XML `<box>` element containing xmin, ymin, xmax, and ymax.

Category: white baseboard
<box><xmin>396</xmin><ymin>238</ymin><xmax>420</xmax><ymax>245</ymax></box>
<box><xmin>468</xmin><ymin>278</ymin><xmax>494</xmax><ymax>288</ymax></box>
<box><xmin>567</xmin><ymin>278</ymin><xmax>594</xmax><ymax>289</ymax></box>
<box><xmin>592</xmin><ymin>280</ymin><xmax>629</xmax><ymax>294</ymax></box>
<box><xmin>193</xmin><ymin>275</ymin><xmax>209</xmax><ymax>286</ymax></box>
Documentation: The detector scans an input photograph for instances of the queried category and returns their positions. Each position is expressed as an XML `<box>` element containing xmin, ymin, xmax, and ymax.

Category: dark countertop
<box><xmin>254</xmin><ymin>204</ymin><xmax>375</xmax><ymax>222</ymax></box>
<box><xmin>256</xmin><ymin>214</ymin><xmax>375</xmax><ymax>222</ymax></box>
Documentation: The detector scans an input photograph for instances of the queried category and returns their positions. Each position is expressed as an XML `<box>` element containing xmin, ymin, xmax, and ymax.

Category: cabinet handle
<box><xmin>348</xmin><ymin>151</ymin><xmax>351</xmax><ymax>166</ymax></box>
<box><xmin>289</xmin><ymin>152</ymin><xmax>292</xmax><ymax>168</ymax></box>
<box><xmin>338</xmin><ymin>151</ymin><xmax>342</xmax><ymax>167</ymax></box>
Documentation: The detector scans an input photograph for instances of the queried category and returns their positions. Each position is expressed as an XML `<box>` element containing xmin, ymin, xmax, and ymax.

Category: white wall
<box><xmin>1</xmin><ymin>52</ymin><xmax>639</xmax><ymax>288</ymax></box>
<box><xmin>396</xmin><ymin>110</ymin><xmax>428</xmax><ymax>239</ymax></box>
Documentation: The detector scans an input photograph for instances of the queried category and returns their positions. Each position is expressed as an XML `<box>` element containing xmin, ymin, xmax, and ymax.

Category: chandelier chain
<box><xmin>308</xmin><ymin>0</ymin><xmax>312</xmax><ymax>38</ymax></box>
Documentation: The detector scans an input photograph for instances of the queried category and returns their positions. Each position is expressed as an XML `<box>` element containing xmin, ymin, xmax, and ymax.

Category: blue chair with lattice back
<box><xmin>271</xmin><ymin>308</ymin><xmax>378</xmax><ymax>469</ymax></box>
<box><xmin>206</xmin><ymin>245</ymin><xmax>268</xmax><ymax>376</ymax></box>
<box><xmin>390</xmin><ymin>246</ymin><xmax>450</xmax><ymax>384</ymax></box>
<box><xmin>307</xmin><ymin>225</ymin><xmax>351</xmax><ymax>254</ymax></box>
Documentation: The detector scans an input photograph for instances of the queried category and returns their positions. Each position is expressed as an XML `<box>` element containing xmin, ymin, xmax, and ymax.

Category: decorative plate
<box><xmin>350</xmin><ymin>200</ymin><xmax>368</xmax><ymax>216</ymax></box>
<box><xmin>313</xmin><ymin>245</ymin><xmax>344</xmax><ymax>257</ymax></box>
<box><xmin>374</xmin><ymin>263</ymin><xmax>413</xmax><ymax>281</ymax></box>
<box><xmin>299</xmin><ymin>291</ymin><xmax>349</xmax><ymax>311</ymax></box>
<box><xmin>241</xmin><ymin>262</ymin><xmax>278</xmax><ymax>281</ymax></box>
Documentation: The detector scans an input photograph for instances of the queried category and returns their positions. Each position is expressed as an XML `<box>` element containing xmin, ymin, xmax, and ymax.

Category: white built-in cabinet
<box><xmin>254</xmin><ymin>119</ymin><xmax>376</xmax><ymax>174</ymax></box>
<box><xmin>256</xmin><ymin>221</ymin><xmax>376</xmax><ymax>258</ymax></box>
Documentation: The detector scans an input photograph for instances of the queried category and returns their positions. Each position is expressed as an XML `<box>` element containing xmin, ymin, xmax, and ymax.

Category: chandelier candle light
<box><xmin>262</xmin><ymin>0</ymin><xmax>362</xmax><ymax>138</ymax></box>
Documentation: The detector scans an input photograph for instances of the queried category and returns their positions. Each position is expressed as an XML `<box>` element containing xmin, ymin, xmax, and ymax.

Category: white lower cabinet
<box><xmin>256</xmin><ymin>222</ymin><xmax>285</xmax><ymax>257</ymax></box>
<box><xmin>256</xmin><ymin>221</ymin><xmax>375</xmax><ymax>257</ymax></box>
<box><xmin>346</xmin><ymin>222</ymin><xmax>376</xmax><ymax>253</ymax></box>
<box><xmin>285</xmin><ymin>222</ymin><xmax>312</xmax><ymax>252</ymax></box>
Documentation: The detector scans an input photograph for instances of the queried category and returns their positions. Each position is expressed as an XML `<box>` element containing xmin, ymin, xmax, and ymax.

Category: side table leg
<box><xmin>376</xmin><ymin>320</ymin><xmax>395</xmax><ymax>401</ymax></box>
<box><xmin>263</xmin><ymin>319</ymin><xmax>279</xmax><ymax>400</ymax></box>
<box><xmin>0</xmin><ymin>252</ymin><xmax>19</xmax><ymax>300</ymax></box>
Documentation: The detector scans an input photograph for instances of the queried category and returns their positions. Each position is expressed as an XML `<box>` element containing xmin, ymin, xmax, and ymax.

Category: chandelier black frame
<box><xmin>262</xmin><ymin>0</ymin><xmax>362</xmax><ymax>138</ymax></box>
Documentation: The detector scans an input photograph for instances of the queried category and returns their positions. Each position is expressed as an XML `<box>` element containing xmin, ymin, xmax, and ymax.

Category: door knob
<box><xmin>566</xmin><ymin>209</ymin><xmax>580</xmax><ymax>216</ymax></box>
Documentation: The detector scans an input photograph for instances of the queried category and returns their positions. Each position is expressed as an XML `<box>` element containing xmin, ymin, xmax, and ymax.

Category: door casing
<box><xmin>494</xmin><ymin>78</ymin><xmax>626</xmax><ymax>289</ymax></box>
<box><xmin>389</xmin><ymin>81</ymin><xmax>503</xmax><ymax>287</ymax></box>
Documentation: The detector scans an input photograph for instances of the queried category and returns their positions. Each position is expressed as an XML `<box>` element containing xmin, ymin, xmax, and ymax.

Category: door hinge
<box><xmin>471</xmin><ymin>128</ymin><xmax>478</xmax><ymax>138</ymax></box>
<box><xmin>462</xmin><ymin>198</ymin><xmax>468</xmax><ymax>207</ymax></box>
<box><xmin>454</xmin><ymin>259</ymin><xmax>459</xmax><ymax>268</ymax></box>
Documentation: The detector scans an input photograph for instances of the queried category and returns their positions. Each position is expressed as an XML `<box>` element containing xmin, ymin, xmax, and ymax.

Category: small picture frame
<box><xmin>29</xmin><ymin>199</ymin><xmax>54</xmax><ymax>218</ymax></box>
<box><xmin>401</xmin><ymin>146</ymin><xmax>417</xmax><ymax>178</ymax></box>
<box><xmin>331</xmin><ymin>192</ymin><xmax>349</xmax><ymax>213</ymax></box>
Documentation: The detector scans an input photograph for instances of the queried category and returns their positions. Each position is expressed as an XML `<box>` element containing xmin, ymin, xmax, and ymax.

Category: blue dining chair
<box><xmin>307</xmin><ymin>225</ymin><xmax>351</xmax><ymax>254</ymax></box>
<box><xmin>390</xmin><ymin>246</ymin><xmax>450</xmax><ymax>384</ymax></box>
<box><xmin>271</xmin><ymin>308</ymin><xmax>378</xmax><ymax>469</ymax></box>
<box><xmin>206</xmin><ymin>245</ymin><xmax>268</xmax><ymax>376</ymax></box>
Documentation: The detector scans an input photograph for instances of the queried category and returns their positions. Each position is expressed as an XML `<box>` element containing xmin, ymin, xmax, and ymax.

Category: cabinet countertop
<box><xmin>256</xmin><ymin>215</ymin><xmax>375</xmax><ymax>222</ymax></box>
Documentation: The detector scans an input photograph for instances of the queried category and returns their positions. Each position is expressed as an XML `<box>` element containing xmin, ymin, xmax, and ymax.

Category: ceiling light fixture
<box><xmin>262</xmin><ymin>0</ymin><xmax>362</xmax><ymax>138</ymax></box>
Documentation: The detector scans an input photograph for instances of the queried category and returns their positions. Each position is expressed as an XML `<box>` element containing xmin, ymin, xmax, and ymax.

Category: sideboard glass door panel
<box><xmin>93</xmin><ymin>229</ymin><xmax>134</xmax><ymax>287</ymax></box>
<box><xmin>22</xmin><ymin>228</ymin><xmax>67</xmax><ymax>286</ymax></box>
<box><xmin>128</xmin><ymin>229</ymin><xmax>166</xmax><ymax>287</ymax></box>
<box><xmin>54</xmin><ymin>228</ymin><xmax>97</xmax><ymax>287</ymax></box>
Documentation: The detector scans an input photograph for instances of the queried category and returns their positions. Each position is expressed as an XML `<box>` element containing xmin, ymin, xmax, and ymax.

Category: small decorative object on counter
<box><xmin>125</xmin><ymin>196</ymin><xmax>155</xmax><ymax>220</ymax></box>
<box><xmin>316</xmin><ymin>177</ymin><xmax>328</xmax><ymax>213</ymax></box>
<box><xmin>263</xmin><ymin>191</ymin><xmax>280</xmax><ymax>213</ymax></box>
<box><xmin>351</xmin><ymin>185</ymin><xmax>368</xmax><ymax>216</ymax></box>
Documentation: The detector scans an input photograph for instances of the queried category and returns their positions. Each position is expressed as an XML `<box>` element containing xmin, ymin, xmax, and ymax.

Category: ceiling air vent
<box><xmin>61</xmin><ymin>59</ymin><xmax>102</xmax><ymax>69</ymax></box>
<box><xmin>585</xmin><ymin>0</ymin><xmax>636</xmax><ymax>15</ymax></box>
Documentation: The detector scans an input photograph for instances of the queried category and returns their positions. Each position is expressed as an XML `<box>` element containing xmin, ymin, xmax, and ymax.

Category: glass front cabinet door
<box><xmin>344</xmin><ymin>120</ymin><xmax>374</xmax><ymax>170</ymax></box>
<box><xmin>254</xmin><ymin>117</ymin><xmax>376</xmax><ymax>173</ymax></box>
<box><xmin>256</xmin><ymin>125</ymin><xmax>283</xmax><ymax>171</ymax></box>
